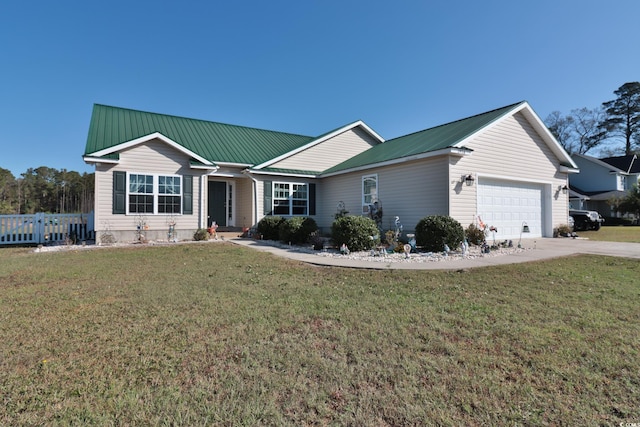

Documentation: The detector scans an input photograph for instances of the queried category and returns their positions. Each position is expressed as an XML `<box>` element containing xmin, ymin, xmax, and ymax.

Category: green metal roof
<box><xmin>85</xmin><ymin>104</ymin><xmax>315</xmax><ymax>165</ymax></box>
<box><xmin>323</xmin><ymin>102</ymin><xmax>525</xmax><ymax>174</ymax></box>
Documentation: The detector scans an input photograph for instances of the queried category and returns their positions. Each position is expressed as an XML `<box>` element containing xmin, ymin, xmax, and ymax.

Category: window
<box><xmin>128</xmin><ymin>173</ymin><xmax>182</xmax><ymax>214</ymax></box>
<box><xmin>362</xmin><ymin>174</ymin><xmax>378</xmax><ymax>212</ymax></box>
<box><xmin>158</xmin><ymin>176</ymin><xmax>181</xmax><ymax>214</ymax></box>
<box><xmin>272</xmin><ymin>182</ymin><xmax>308</xmax><ymax>216</ymax></box>
<box><xmin>292</xmin><ymin>184</ymin><xmax>308</xmax><ymax>215</ymax></box>
<box><xmin>619</xmin><ymin>175</ymin><xmax>627</xmax><ymax>191</ymax></box>
<box><xmin>129</xmin><ymin>174</ymin><xmax>154</xmax><ymax>213</ymax></box>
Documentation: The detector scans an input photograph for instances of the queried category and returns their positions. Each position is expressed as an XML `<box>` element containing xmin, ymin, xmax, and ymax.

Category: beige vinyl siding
<box><xmin>234</xmin><ymin>178</ymin><xmax>253</xmax><ymax>229</ymax></box>
<box><xmin>376</xmin><ymin>158</ymin><xmax>449</xmax><ymax>232</ymax></box>
<box><xmin>317</xmin><ymin>173</ymin><xmax>363</xmax><ymax>231</ymax></box>
<box><xmin>269</xmin><ymin>127</ymin><xmax>378</xmax><ymax>172</ymax></box>
<box><xmin>449</xmin><ymin>112</ymin><xmax>570</xmax><ymax>235</ymax></box>
<box><xmin>94</xmin><ymin>139</ymin><xmax>201</xmax><ymax>242</ymax></box>
<box><xmin>318</xmin><ymin>158</ymin><xmax>448</xmax><ymax>232</ymax></box>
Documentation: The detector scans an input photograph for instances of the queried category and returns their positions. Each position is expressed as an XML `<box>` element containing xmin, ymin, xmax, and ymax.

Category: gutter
<box><xmin>321</xmin><ymin>147</ymin><xmax>473</xmax><ymax>178</ymax></box>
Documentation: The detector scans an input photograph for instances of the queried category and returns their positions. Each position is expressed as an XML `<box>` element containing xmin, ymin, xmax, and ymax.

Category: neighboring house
<box><xmin>83</xmin><ymin>101</ymin><xmax>577</xmax><ymax>243</ymax></box>
<box><xmin>569</xmin><ymin>154</ymin><xmax>640</xmax><ymax>215</ymax></box>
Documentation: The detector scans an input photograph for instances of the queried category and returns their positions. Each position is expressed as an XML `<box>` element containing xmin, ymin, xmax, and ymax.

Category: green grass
<box><xmin>1</xmin><ymin>243</ymin><xmax>639</xmax><ymax>425</ymax></box>
<box><xmin>580</xmin><ymin>225</ymin><xmax>640</xmax><ymax>242</ymax></box>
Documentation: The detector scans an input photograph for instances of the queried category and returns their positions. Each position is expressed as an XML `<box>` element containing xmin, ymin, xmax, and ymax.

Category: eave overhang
<box><xmin>83</xmin><ymin>155</ymin><xmax>119</xmax><ymax>165</ymax></box>
<box><xmin>321</xmin><ymin>147</ymin><xmax>472</xmax><ymax>178</ymax></box>
<box><xmin>215</xmin><ymin>161</ymin><xmax>254</xmax><ymax>168</ymax></box>
<box><xmin>559</xmin><ymin>165</ymin><xmax>580</xmax><ymax>174</ymax></box>
<box><xmin>246</xmin><ymin>169</ymin><xmax>321</xmax><ymax>179</ymax></box>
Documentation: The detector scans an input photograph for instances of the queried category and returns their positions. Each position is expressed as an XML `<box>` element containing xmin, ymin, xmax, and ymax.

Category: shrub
<box><xmin>309</xmin><ymin>231</ymin><xmax>325</xmax><ymax>251</ymax></box>
<box><xmin>602</xmin><ymin>216</ymin><xmax>635</xmax><ymax>226</ymax></box>
<box><xmin>334</xmin><ymin>204</ymin><xmax>349</xmax><ymax>220</ymax></box>
<box><xmin>278</xmin><ymin>217</ymin><xmax>318</xmax><ymax>245</ymax></box>
<box><xmin>193</xmin><ymin>228</ymin><xmax>209</xmax><ymax>241</ymax></box>
<box><xmin>331</xmin><ymin>216</ymin><xmax>379</xmax><ymax>252</ymax></box>
<box><xmin>465</xmin><ymin>223</ymin><xmax>486</xmax><ymax>245</ymax></box>
<box><xmin>554</xmin><ymin>223</ymin><xmax>573</xmax><ymax>236</ymax></box>
<box><xmin>257</xmin><ymin>216</ymin><xmax>285</xmax><ymax>240</ymax></box>
<box><xmin>99</xmin><ymin>232</ymin><xmax>116</xmax><ymax>245</ymax></box>
<box><xmin>415</xmin><ymin>215</ymin><xmax>464</xmax><ymax>252</ymax></box>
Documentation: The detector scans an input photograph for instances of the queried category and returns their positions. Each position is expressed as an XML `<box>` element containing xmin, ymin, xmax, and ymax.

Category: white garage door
<box><xmin>477</xmin><ymin>178</ymin><xmax>543</xmax><ymax>239</ymax></box>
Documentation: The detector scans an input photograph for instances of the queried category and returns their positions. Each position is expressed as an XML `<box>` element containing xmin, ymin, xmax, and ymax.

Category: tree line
<box><xmin>544</xmin><ymin>82</ymin><xmax>640</xmax><ymax>156</ymax></box>
<box><xmin>0</xmin><ymin>166</ymin><xmax>94</xmax><ymax>215</ymax></box>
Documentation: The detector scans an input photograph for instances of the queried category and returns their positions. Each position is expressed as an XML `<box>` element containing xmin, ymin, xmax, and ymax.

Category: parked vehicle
<box><xmin>569</xmin><ymin>210</ymin><xmax>604</xmax><ymax>231</ymax></box>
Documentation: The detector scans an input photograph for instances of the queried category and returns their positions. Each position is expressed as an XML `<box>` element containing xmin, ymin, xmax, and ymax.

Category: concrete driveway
<box><xmin>229</xmin><ymin>237</ymin><xmax>640</xmax><ymax>270</ymax></box>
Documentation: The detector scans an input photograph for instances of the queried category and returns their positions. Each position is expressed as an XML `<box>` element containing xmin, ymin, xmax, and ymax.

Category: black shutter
<box><xmin>308</xmin><ymin>183</ymin><xmax>316</xmax><ymax>216</ymax></box>
<box><xmin>113</xmin><ymin>171</ymin><xmax>126</xmax><ymax>214</ymax></box>
<box><xmin>183</xmin><ymin>175</ymin><xmax>193</xmax><ymax>214</ymax></box>
<box><xmin>263</xmin><ymin>180</ymin><xmax>272</xmax><ymax>215</ymax></box>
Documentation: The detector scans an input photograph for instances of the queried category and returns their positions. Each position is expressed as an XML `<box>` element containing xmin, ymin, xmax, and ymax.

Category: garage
<box><xmin>477</xmin><ymin>178</ymin><xmax>544</xmax><ymax>240</ymax></box>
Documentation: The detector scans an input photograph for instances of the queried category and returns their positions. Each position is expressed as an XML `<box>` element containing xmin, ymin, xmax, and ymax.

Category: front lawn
<box><xmin>1</xmin><ymin>244</ymin><xmax>638</xmax><ymax>425</ymax></box>
<box><xmin>579</xmin><ymin>225</ymin><xmax>640</xmax><ymax>242</ymax></box>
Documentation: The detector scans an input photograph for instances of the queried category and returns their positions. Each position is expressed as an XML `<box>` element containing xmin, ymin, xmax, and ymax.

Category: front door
<box><xmin>208</xmin><ymin>181</ymin><xmax>227</xmax><ymax>227</ymax></box>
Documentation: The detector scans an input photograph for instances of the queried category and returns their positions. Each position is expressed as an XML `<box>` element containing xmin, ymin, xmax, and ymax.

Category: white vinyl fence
<box><xmin>0</xmin><ymin>212</ymin><xmax>94</xmax><ymax>245</ymax></box>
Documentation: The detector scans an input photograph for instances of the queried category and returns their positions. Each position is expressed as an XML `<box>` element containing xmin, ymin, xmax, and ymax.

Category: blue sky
<box><xmin>1</xmin><ymin>0</ymin><xmax>638</xmax><ymax>177</ymax></box>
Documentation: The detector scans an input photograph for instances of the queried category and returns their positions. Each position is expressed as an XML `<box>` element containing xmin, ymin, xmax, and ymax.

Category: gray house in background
<box><xmin>569</xmin><ymin>154</ymin><xmax>640</xmax><ymax>215</ymax></box>
<box><xmin>83</xmin><ymin>101</ymin><xmax>577</xmax><ymax>243</ymax></box>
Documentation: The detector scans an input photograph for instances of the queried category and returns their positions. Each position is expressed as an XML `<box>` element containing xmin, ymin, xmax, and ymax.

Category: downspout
<box><xmin>200</xmin><ymin>174</ymin><xmax>207</xmax><ymax>228</ymax></box>
<box><xmin>244</xmin><ymin>170</ymin><xmax>259</xmax><ymax>227</ymax></box>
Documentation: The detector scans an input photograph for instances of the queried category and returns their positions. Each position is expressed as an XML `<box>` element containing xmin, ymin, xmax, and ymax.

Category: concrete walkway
<box><xmin>226</xmin><ymin>236</ymin><xmax>640</xmax><ymax>270</ymax></box>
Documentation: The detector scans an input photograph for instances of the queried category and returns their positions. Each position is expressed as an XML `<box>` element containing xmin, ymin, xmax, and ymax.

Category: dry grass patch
<box><xmin>1</xmin><ymin>243</ymin><xmax>639</xmax><ymax>425</ymax></box>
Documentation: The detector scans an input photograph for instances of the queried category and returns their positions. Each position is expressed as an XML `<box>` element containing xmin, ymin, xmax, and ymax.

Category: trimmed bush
<box><xmin>415</xmin><ymin>215</ymin><xmax>464</xmax><ymax>252</ymax></box>
<box><xmin>278</xmin><ymin>217</ymin><xmax>318</xmax><ymax>245</ymax></box>
<box><xmin>331</xmin><ymin>216</ymin><xmax>379</xmax><ymax>252</ymax></box>
<box><xmin>465</xmin><ymin>223</ymin><xmax>486</xmax><ymax>245</ymax></box>
<box><xmin>193</xmin><ymin>228</ymin><xmax>209</xmax><ymax>241</ymax></box>
<box><xmin>257</xmin><ymin>216</ymin><xmax>285</xmax><ymax>240</ymax></box>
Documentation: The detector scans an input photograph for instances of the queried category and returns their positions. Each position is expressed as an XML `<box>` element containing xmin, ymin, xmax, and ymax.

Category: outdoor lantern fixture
<box><xmin>561</xmin><ymin>184</ymin><xmax>569</xmax><ymax>195</ymax></box>
<box><xmin>464</xmin><ymin>174</ymin><xmax>475</xmax><ymax>186</ymax></box>
<box><xmin>518</xmin><ymin>221</ymin><xmax>530</xmax><ymax>248</ymax></box>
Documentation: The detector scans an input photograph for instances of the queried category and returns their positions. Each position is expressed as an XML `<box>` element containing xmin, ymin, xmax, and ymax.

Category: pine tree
<box><xmin>601</xmin><ymin>82</ymin><xmax>640</xmax><ymax>155</ymax></box>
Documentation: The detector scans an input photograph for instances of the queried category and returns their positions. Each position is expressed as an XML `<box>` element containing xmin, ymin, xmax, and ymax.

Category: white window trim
<box><xmin>272</xmin><ymin>181</ymin><xmax>309</xmax><ymax>216</ymax></box>
<box><xmin>227</xmin><ymin>182</ymin><xmax>234</xmax><ymax>226</ymax></box>
<box><xmin>362</xmin><ymin>174</ymin><xmax>378</xmax><ymax>213</ymax></box>
<box><xmin>619</xmin><ymin>174</ymin><xmax>627</xmax><ymax>191</ymax></box>
<box><xmin>126</xmin><ymin>172</ymin><xmax>183</xmax><ymax>215</ymax></box>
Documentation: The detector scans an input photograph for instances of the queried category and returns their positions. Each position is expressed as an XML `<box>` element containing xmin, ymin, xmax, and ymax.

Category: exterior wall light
<box><xmin>464</xmin><ymin>174</ymin><xmax>475</xmax><ymax>186</ymax></box>
<box><xmin>518</xmin><ymin>221</ymin><xmax>530</xmax><ymax>248</ymax></box>
<box><xmin>561</xmin><ymin>185</ymin><xmax>568</xmax><ymax>195</ymax></box>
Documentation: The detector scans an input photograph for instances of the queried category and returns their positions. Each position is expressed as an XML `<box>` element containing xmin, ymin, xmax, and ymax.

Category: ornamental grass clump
<box><xmin>415</xmin><ymin>215</ymin><xmax>464</xmax><ymax>252</ymax></box>
<box><xmin>331</xmin><ymin>215</ymin><xmax>379</xmax><ymax>252</ymax></box>
<box><xmin>554</xmin><ymin>223</ymin><xmax>573</xmax><ymax>237</ymax></box>
<box><xmin>278</xmin><ymin>217</ymin><xmax>318</xmax><ymax>245</ymax></box>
